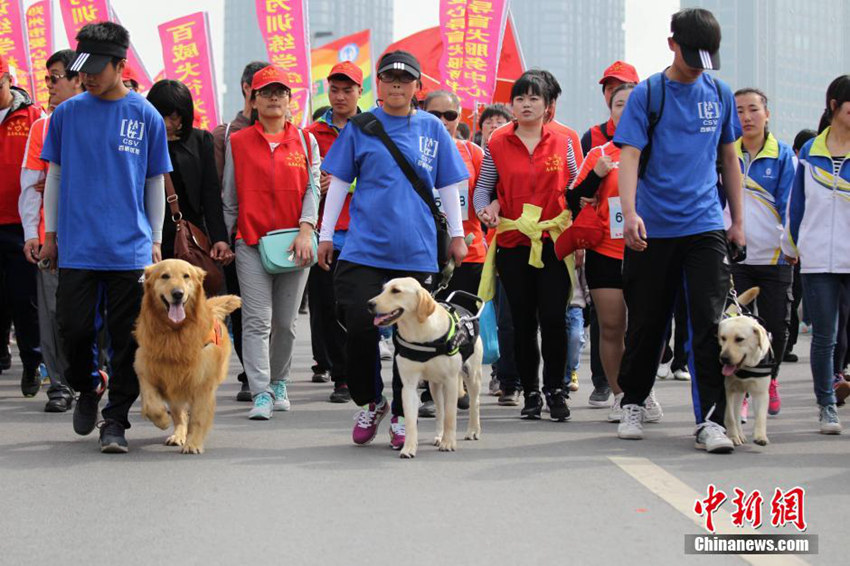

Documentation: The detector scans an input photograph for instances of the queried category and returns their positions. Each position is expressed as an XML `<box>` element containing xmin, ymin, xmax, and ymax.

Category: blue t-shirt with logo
<box><xmin>321</xmin><ymin>107</ymin><xmax>469</xmax><ymax>272</ymax></box>
<box><xmin>42</xmin><ymin>91</ymin><xmax>171</xmax><ymax>270</ymax></box>
<box><xmin>614</xmin><ymin>72</ymin><xmax>736</xmax><ymax>238</ymax></box>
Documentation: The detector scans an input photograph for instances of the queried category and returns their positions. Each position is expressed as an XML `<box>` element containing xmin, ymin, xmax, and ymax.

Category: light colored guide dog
<box><xmin>369</xmin><ymin>277</ymin><xmax>483</xmax><ymax>459</ymax></box>
<box><xmin>134</xmin><ymin>259</ymin><xmax>241</xmax><ymax>454</ymax></box>
<box><xmin>719</xmin><ymin>287</ymin><xmax>772</xmax><ymax>447</ymax></box>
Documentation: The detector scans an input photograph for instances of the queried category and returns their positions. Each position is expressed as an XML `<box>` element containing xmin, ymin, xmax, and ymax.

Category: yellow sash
<box><xmin>477</xmin><ymin>204</ymin><xmax>574</xmax><ymax>302</ymax></box>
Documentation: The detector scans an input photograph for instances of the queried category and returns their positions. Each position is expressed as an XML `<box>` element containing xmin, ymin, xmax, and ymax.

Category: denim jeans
<box><xmin>566</xmin><ymin>306</ymin><xmax>585</xmax><ymax>379</ymax></box>
<box><xmin>801</xmin><ymin>273</ymin><xmax>850</xmax><ymax>406</ymax></box>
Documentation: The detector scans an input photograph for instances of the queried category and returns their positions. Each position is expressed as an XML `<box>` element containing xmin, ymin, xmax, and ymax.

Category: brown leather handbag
<box><xmin>165</xmin><ymin>173</ymin><xmax>224</xmax><ymax>296</ymax></box>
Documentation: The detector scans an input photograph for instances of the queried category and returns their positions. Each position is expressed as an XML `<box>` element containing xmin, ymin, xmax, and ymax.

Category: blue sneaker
<box><xmin>248</xmin><ymin>393</ymin><xmax>274</xmax><ymax>420</ymax></box>
<box><xmin>271</xmin><ymin>381</ymin><xmax>291</xmax><ymax>411</ymax></box>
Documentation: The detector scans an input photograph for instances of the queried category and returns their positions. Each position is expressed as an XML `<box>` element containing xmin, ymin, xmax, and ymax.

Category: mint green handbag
<box><xmin>258</xmin><ymin>130</ymin><xmax>319</xmax><ymax>274</ymax></box>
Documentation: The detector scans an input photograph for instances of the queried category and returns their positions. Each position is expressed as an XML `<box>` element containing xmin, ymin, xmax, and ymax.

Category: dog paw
<box><xmin>730</xmin><ymin>433</ymin><xmax>747</xmax><ymax>446</ymax></box>
<box><xmin>180</xmin><ymin>443</ymin><xmax>204</xmax><ymax>455</ymax></box>
<box><xmin>464</xmin><ymin>429</ymin><xmax>480</xmax><ymax>440</ymax></box>
<box><xmin>165</xmin><ymin>434</ymin><xmax>186</xmax><ymax>446</ymax></box>
<box><xmin>433</xmin><ymin>436</ymin><xmax>442</xmax><ymax>446</ymax></box>
<box><xmin>438</xmin><ymin>438</ymin><xmax>457</xmax><ymax>452</ymax></box>
<box><xmin>753</xmin><ymin>436</ymin><xmax>769</xmax><ymax>447</ymax></box>
<box><xmin>399</xmin><ymin>447</ymin><xmax>416</xmax><ymax>459</ymax></box>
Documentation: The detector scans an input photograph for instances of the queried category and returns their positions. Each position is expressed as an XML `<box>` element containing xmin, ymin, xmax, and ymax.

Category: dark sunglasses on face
<box><xmin>378</xmin><ymin>71</ymin><xmax>416</xmax><ymax>84</ymax></box>
<box><xmin>257</xmin><ymin>86</ymin><xmax>289</xmax><ymax>99</ymax></box>
<box><xmin>44</xmin><ymin>74</ymin><xmax>67</xmax><ymax>85</ymax></box>
<box><xmin>428</xmin><ymin>109</ymin><xmax>459</xmax><ymax>121</ymax></box>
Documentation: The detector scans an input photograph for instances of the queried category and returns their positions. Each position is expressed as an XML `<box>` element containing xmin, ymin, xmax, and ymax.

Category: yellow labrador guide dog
<box><xmin>368</xmin><ymin>278</ymin><xmax>484</xmax><ymax>459</ymax></box>
<box><xmin>719</xmin><ymin>287</ymin><xmax>772</xmax><ymax>447</ymax></box>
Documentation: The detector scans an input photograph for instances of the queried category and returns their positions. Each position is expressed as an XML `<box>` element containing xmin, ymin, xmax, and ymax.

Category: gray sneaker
<box><xmin>695</xmin><ymin>420</ymin><xmax>734</xmax><ymax>453</ymax></box>
<box><xmin>271</xmin><ymin>381</ymin><xmax>291</xmax><ymax>411</ymax></box>
<box><xmin>498</xmin><ymin>390</ymin><xmax>521</xmax><ymax>406</ymax></box>
<box><xmin>488</xmin><ymin>376</ymin><xmax>502</xmax><ymax>396</ymax></box>
<box><xmin>249</xmin><ymin>392</ymin><xmax>274</xmax><ymax>420</ymax></box>
<box><xmin>607</xmin><ymin>392</ymin><xmax>624</xmax><ymax>423</ymax></box>
<box><xmin>643</xmin><ymin>389</ymin><xmax>663</xmax><ymax>423</ymax></box>
<box><xmin>819</xmin><ymin>404</ymin><xmax>842</xmax><ymax>435</ymax></box>
<box><xmin>588</xmin><ymin>385</ymin><xmax>611</xmax><ymax>408</ymax></box>
<box><xmin>618</xmin><ymin>404</ymin><xmax>644</xmax><ymax>439</ymax></box>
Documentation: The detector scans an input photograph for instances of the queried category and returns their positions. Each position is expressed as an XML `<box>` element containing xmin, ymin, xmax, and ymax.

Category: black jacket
<box><xmin>162</xmin><ymin>128</ymin><xmax>228</xmax><ymax>258</ymax></box>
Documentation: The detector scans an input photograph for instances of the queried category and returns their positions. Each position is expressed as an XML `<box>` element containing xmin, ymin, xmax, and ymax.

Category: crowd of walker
<box><xmin>2</xmin><ymin>8</ymin><xmax>849</xmax><ymax>454</ymax></box>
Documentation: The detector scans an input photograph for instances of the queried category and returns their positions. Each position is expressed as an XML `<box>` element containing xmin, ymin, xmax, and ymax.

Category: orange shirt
<box><xmin>455</xmin><ymin>139</ymin><xmax>486</xmax><ymax>264</ymax></box>
<box><xmin>23</xmin><ymin>116</ymin><xmax>49</xmax><ymax>242</ymax></box>
<box><xmin>570</xmin><ymin>141</ymin><xmax>624</xmax><ymax>260</ymax></box>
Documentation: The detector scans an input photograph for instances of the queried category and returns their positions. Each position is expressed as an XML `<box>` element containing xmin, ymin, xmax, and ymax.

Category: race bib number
<box><xmin>608</xmin><ymin>196</ymin><xmax>624</xmax><ymax>239</ymax></box>
<box><xmin>432</xmin><ymin>189</ymin><xmax>469</xmax><ymax>220</ymax></box>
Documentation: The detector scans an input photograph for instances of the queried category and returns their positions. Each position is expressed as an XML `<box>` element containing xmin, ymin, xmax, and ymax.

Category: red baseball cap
<box><xmin>328</xmin><ymin>61</ymin><xmax>362</xmax><ymax>86</ymax></box>
<box><xmin>0</xmin><ymin>54</ymin><xmax>9</xmax><ymax>75</ymax></box>
<box><xmin>554</xmin><ymin>207</ymin><xmax>606</xmax><ymax>260</ymax></box>
<box><xmin>251</xmin><ymin>65</ymin><xmax>290</xmax><ymax>91</ymax></box>
<box><xmin>599</xmin><ymin>60</ymin><xmax>639</xmax><ymax>85</ymax></box>
<box><xmin>122</xmin><ymin>64</ymin><xmax>141</xmax><ymax>84</ymax></box>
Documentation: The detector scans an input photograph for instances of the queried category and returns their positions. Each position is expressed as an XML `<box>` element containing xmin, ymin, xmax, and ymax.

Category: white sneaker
<box><xmin>819</xmin><ymin>404</ymin><xmax>842</xmax><ymax>435</ymax></box>
<box><xmin>695</xmin><ymin>420</ymin><xmax>734</xmax><ymax>453</ymax></box>
<box><xmin>618</xmin><ymin>404</ymin><xmax>644</xmax><ymax>439</ymax></box>
<box><xmin>379</xmin><ymin>338</ymin><xmax>393</xmax><ymax>361</ymax></box>
<box><xmin>643</xmin><ymin>389</ymin><xmax>663</xmax><ymax>423</ymax></box>
<box><xmin>607</xmin><ymin>392</ymin><xmax>624</xmax><ymax>423</ymax></box>
<box><xmin>656</xmin><ymin>360</ymin><xmax>672</xmax><ymax>379</ymax></box>
<box><xmin>673</xmin><ymin>368</ymin><xmax>691</xmax><ymax>381</ymax></box>
<box><xmin>271</xmin><ymin>381</ymin><xmax>291</xmax><ymax>411</ymax></box>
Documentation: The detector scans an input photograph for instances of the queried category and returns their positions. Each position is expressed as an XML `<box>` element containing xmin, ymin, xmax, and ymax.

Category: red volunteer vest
<box><xmin>0</xmin><ymin>104</ymin><xmax>42</xmax><ymax>224</ymax></box>
<box><xmin>304</xmin><ymin>119</ymin><xmax>351</xmax><ymax>231</ymax></box>
<box><xmin>231</xmin><ymin>122</ymin><xmax>311</xmax><ymax>245</ymax></box>
<box><xmin>589</xmin><ymin>118</ymin><xmax>616</xmax><ymax>151</ymax></box>
<box><xmin>489</xmin><ymin>122</ymin><xmax>571</xmax><ymax>249</ymax></box>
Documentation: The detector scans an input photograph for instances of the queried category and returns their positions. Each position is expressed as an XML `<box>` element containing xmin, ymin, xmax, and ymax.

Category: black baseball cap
<box><xmin>68</xmin><ymin>39</ymin><xmax>127</xmax><ymax>74</ymax></box>
<box><xmin>671</xmin><ymin>8</ymin><xmax>722</xmax><ymax>71</ymax></box>
<box><xmin>678</xmin><ymin>42</ymin><xmax>721</xmax><ymax>71</ymax></box>
<box><xmin>377</xmin><ymin>51</ymin><xmax>421</xmax><ymax>80</ymax></box>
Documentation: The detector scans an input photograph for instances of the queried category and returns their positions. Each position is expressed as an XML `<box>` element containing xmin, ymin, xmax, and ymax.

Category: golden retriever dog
<box><xmin>369</xmin><ymin>277</ymin><xmax>483</xmax><ymax>459</ymax></box>
<box><xmin>134</xmin><ymin>259</ymin><xmax>241</xmax><ymax>454</ymax></box>
<box><xmin>719</xmin><ymin>287</ymin><xmax>772</xmax><ymax>447</ymax></box>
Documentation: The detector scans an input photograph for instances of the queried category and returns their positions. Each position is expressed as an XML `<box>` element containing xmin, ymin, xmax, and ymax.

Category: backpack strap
<box><xmin>638</xmin><ymin>71</ymin><xmax>666</xmax><ymax>179</ymax></box>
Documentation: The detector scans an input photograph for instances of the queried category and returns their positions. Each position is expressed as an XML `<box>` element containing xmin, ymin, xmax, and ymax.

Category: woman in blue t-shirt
<box><xmin>318</xmin><ymin>51</ymin><xmax>469</xmax><ymax>452</ymax></box>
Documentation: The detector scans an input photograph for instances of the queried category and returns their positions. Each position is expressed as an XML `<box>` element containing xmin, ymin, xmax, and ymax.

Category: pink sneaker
<box><xmin>768</xmin><ymin>379</ymin><xmax>781</xmax><ymax>415</ymax></box>
<box><xmin>389</xmin><ymin>416</ymin><xmax>405</xmax><ymax>450</ymax></box>
<box><xmin>352</xmin><ymin>398</ymin><xmax>389</xmax><ymax>445</ymax></box>
<box><xmin>740</xmin><ymin>396</ymin><xmax>749</xmax><ymax>424</ymax></box>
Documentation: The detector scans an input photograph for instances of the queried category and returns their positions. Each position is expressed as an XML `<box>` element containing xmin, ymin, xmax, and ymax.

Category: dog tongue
<box><xmin>722</xmin><ymin>364</ymin><xmax>737</xmax><ymax>377</ymax></box>
<box><xmin>168</xmin><ymin>303</ymin><xmax>186</xmax><ymax>324</ymax></box>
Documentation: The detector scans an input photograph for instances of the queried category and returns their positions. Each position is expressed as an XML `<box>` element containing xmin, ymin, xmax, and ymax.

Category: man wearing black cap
<box><xmin>612</xmin><ymin>8</ymin><xmax>745</xmax><ymax>453</ymax></box>
<box><xmin>39</xmin><ymin>22</ymin><xmax>172</xmax><ymax>453</ymax></box>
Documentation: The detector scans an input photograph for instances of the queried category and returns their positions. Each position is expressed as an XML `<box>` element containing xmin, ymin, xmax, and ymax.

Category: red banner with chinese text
<box><xmin>254</xmin><ymin>0</ymin><xmax>312</xmax><ymax>126</ymax></box>
<box><xmin>158</xmin><ymin>12</ymin><xmax>219</xmax><ymax>130</ymax></box>
<box><xmin>25</xmin><ymin>0</ymin><xmax>52</xmax><ymax>110</ymax></box>
<box><xmin>438</xmin><ymin>0</ymin><xmax>509</xmax><ymax>110</ymax></box>
<box><xmin>0</xmin><ymin>0</ymin><xmax>33</xmax><ymax>95</ymax></box>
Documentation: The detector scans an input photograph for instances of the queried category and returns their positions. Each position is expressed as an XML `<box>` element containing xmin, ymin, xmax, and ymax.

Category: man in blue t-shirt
<box><xmin>612</xmin><ymin>9</ymin><xmax>745</xmax><ymax>453</ymax></box>
<box><xmin>39</xmin><ymin>22</ymin><xmax>172</xmax><ymax>454</ymax></box>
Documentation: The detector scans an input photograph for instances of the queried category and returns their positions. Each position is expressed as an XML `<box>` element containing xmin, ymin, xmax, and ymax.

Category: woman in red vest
<box><xmin>566</xmin><ymin>83</ymin><xmax>660</xmax><ymax>425</ymax></box>
<box><xmin>473</xmin><ymin>72</ymin><xmax>579</xmax><ymax>422</ymax></box>
<box><xmin>222</xmin><ymin>65</ymin><xmax>320</xmax><ymax>421</ymax></box>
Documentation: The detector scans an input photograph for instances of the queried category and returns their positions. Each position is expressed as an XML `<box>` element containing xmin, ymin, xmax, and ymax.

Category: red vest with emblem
<box><xmin>488</xmin><ymin>122</ymin><xmax>570</xmax><ymax>249</ymax></box>
<box><xmin>230</xmin><ymin>122</ymin><xmax>311</xmax><ymax>245</ymax></box>
<box><xmin>0</xmin><ymin>104</ymin><xmax>42</xmax><ymax>224</ymax></box>
<box><xmin>304</xmin><ymin>118</ymin><xmax>351</xmax><ymax>231</ymax></box>
<box><xmin>589</xmin><ymin>118</ymin><xmax>616</xmax><ymax>151</ymax></box>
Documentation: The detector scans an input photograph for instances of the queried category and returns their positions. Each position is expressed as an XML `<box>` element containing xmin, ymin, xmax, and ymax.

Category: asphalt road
<box><xmin>0</xmin><ymin>318</ymin><xmax>845</xmax><ymax>566</ymax></box>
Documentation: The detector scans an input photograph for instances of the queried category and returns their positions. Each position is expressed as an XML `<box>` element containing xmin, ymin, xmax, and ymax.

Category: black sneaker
<box><xmin>0</xmin><ymin>348</ymin><xmax>11</xmax><ymax>372</ymax></box>
<box><xmin>783</xmin><ymin>351</ymin><xmax>798</xmax><ymax>363</ymax></box>
<box><xmin>236</xmin><ymin>378</ymin><xmax>252</xmax><ymax>402</ymax></box>
<box><xmin>45</xmin><ymin>395</ymin><xmax>74</xmax><ymax>413</ymax></box>
<box><xmin>547</xmin><ymin>389</ymin><xmax>571</xmax><ymax>422</ymax></box>
<box><xmin>457</xmin><ymin>392</ymin><xmax>470</xmax><ymax>410</ymax></box>
<box><xmin>98</xmin><ymin>419</ymin><xmax>128</xmax><ymax>453</ymax></box>
<box><xmin>498</xmin><ymin>389</ymin><xmax>521</xmax><ymax>406</ymax></box>
<box><xmin>73</xmin><ymin>389</ymin><xmax>104</xmax><ymax>436</ymax></box>
<box><xmin>329</xmin><ymin>383</ymin><xmax>351</xmax><ymax>403</ymax></box>
<box><xmin>521</xmin><ymin>392</ymin><xmax>543</xmax><ymax>419</ymax></box>
<box><xmin>21</xmin><ymin>366</ymin><xmax>41</xmax><ymax>397</ymax></box>
<box><xmin>312</xmin><ymin>370</ymin><xmax>331</xmax><ymax>383</ymax></box>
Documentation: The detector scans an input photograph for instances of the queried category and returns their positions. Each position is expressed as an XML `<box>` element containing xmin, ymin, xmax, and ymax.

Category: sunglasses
<box><xmin>378</xmin><ymin>71</ymin><xmax>416</xmax><ymax>84</ymax></box>
<box><xmin>257</xmin><ymin>86</ymin><xmax>290</xmax><ymax>99</ymax></box>
<box><xmin>44</xmin><ymin>74</ymin><xmax>67</xmax><ymax>85</ymax></box>
<box><xmin>428</xmin><ymin>110</ymin><xmax>459</xmax><ymax>121</ymax></box>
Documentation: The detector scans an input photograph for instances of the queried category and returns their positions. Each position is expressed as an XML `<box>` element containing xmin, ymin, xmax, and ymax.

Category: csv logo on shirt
<box><xmin>418</xmin><ymin>136</ymin><xmax>439</xmax><ymax>173</ymax></box>
<box><xmin>698</xmin><ymin>101</ymin><xmax>721</xmax><ymax>120</ymax></box>
<box><xmin>120</xmin><ymin>119</ymin><xmax>145</xmax><ymax>141</ymax></box>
